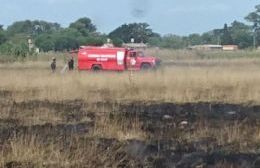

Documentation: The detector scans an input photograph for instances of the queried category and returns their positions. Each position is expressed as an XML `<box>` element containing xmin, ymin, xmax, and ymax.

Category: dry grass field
<box><xmin>2</xmin><ymin>58</ymin><xmax>260</xmax><ymax>104</ymax></box>
<box><xmin>0</xmin><ymin>49</ymin><xmax>260</xmax><ymax>167</ymax></box>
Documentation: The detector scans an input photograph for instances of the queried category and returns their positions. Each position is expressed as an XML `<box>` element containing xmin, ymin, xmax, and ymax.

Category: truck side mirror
<box><xmin>130</xmin><ymin>52</ymin><xmax>137</xmax><ymax>57</ymax></box>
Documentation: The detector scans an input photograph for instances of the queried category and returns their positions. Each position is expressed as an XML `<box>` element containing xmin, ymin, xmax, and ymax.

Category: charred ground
<box><xmin>1</xmin><ymin>58</ymin><xmax>260</xmax><ymax>167</ymax></box>
<box><xmin>0</xmin><ymin>96</ymin><xmax>260</xmax><ymax>167</ymax></box>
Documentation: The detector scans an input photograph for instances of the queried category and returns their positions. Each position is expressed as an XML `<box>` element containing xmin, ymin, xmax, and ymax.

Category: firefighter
<box><xmin>51</xmin><ymin>57</ymin><xmax>56</xmax><ymax>73</ymax></box>
<box><xmin>68</xmin><ymin>57</ymin><xmax>74</xmax><ymax>71</ymax></box>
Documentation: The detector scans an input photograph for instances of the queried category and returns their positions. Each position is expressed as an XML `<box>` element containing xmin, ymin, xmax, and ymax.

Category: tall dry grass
<box><xmin>145</xmin><ymin>48</ymin><xmax>260</xmax><ymax>61</ymax></box>
<box><xmin>0</xmin><ymin>135</ymin><xmax>95</xmax><ymax>167</ymax></box>
<box><xmin>1</xmin><ymin>58</ymin><xmax>260</xmax><ymax>104</ymax></box>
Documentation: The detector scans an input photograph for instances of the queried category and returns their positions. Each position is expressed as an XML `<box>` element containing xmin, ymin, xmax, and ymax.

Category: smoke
<box><xmin>131</xmin><ymin>0</ymin><xmax>149</xmax><ymax>18</ymax></box>
<box><xmin>132</xmin><ymin>9</ymin><xmax>146</xmax><ymax>18</ymax></box>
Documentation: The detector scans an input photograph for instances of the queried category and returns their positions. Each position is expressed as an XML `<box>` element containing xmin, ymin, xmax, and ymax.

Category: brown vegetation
<box><xmin>0</xmin><ymin>51</ymin><xmax>260</xmax><ymax>167</ymax></box>
<box><xmin>2</xmin><ymin>57</ymin><xmax>260</xmax><ymax>104</ymax></box>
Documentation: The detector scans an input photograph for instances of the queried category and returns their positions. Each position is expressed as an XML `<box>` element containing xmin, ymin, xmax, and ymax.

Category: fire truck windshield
<box><xmin>129</xmin><ymin>51</ymin><xmax>145</xmax><ymax>57</ymax></box>
<box><xmin>137</xmin><ymin>51</ymin><xmax>144</xmax><ymax>57</ymax></box>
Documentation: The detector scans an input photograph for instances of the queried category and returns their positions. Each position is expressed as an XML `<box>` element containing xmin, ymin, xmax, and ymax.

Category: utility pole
<box><xmin>253</xmin><ymin>30</ymin><xmax>257</xmax><ymax>49</ymax></box>
<box><xmin>28</xmin><ymin>37</ymin><xmax>33</xmax><ymax>52</ymax></box>
<box><xmin>217</xmin><ymin>36</ymin><xmax>221</xmax><ymax>45</ymax></box>
<box><xmin>253</xmin><ymin>23</ymin><xmax>258</xmax><ymax>49</ymax></box>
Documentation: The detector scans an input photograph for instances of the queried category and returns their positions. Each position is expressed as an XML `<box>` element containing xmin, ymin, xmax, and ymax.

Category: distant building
<box><xmin>188</xmin><ymin>44</ymin><xmax>239</xmax><ymax>51</ymax></box>
<box><xmin>28</xmin><ymin>38</ymin><xmax>34</xmax><ymax>51</ymax></box>
<box><xmin>122</xmin><ymin>43</ymin><xmax>147</xmax><ymax>49</ymax></box>
<box><xmin>222</xmin><ymin>45</ymin><xmax>238</xmax><ymax>51</ymax></box>
<box><xmin>188</xmin><ymin>45</ymin><xmax>223</xmax><ymax>51</ymax></box>
<box><xmin>35</xmin><ymin>48</ymin><xmax>40</xmax><ymax>54</ymax></box>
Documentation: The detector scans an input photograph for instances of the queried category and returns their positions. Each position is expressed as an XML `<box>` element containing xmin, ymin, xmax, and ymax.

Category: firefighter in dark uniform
<box><xmin>51</xmin><ymin>57</ymin><xmax>56</xmax><ymax>73</ymax></box>
<box><xmin>68</xmin><ymin>57</ymin><xmax>74</xmax><ymax>71</ymax></box>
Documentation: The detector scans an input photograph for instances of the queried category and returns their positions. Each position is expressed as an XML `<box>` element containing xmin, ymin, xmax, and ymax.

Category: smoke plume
<box><xmin>131</xmin><ymin>0</ymin><xmax>149</xmax><ymax>18</ymax></box>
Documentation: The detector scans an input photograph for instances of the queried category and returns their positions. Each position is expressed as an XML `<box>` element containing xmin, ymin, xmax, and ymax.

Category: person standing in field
<box><xmin>68</xmin><ymin>57</ymin><xmax>74</xmax><ymax>71</ymax></box>
<box><xmin>51</xmin><ymin>57</ymin><xmax>56</xmax><ymax>73</ymax></box>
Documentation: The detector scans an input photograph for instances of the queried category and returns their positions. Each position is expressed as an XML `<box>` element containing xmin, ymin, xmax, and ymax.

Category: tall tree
<box><xmin>109</xmin><ymin>23</ymin><xmax>157</xmax><ymax>43</ymax></box>
<box><xmin>69</xmin><ymin>17</ymin><xmax>96</xmax><ymax>36</ymax></box>
<box><xmin>0</xmin><ymin>25</ymin><xmax>6</xmax><ymax>45</ymax></box>
<box><xmin>230</xmin><ymin>21</ymin><xmax>253</xmax><ymax>48</ymax></box>
<box><xmin>7</xmin><ymin>20</ymin><xmax>61</xmax><ymax>36</ymax></box>
<box><xmin>245</xmin><ymin>5</ymin><xmax>260</xmax><ymax>28</ymax></box>
<box><xmin>160</xmin><ymin>34</ymin><xmax>186</xmax><ymax>49</ymax></box>
<box><xmin>245</xmin><ymin>4</ymin><xmax>260</xmax><ymax>47</ymax></box>
<box><xmin>221</xmin><ymin>23</ymin><xmax>233</xmax><ymax>45</ymax></box>
<box><xmin>35</xmin><ymin>34</ymin><xmax>55</xmax><ymax>52</ymax></box>
<box><xmin>187</xmin><ymin>34</ymin><xmax>202</xmax><ymax>45</ymax></box>
<box><xmin>200</xmin><ymin>31</ymin><xmax>218</xmax><ymax>44</ymax></box>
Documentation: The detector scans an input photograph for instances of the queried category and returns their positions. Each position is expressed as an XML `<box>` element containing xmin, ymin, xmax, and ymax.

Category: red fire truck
<box><xmin>77</xmin><ymin>46</ymin><xmax>161</xmax><ymax>71</ymax></box>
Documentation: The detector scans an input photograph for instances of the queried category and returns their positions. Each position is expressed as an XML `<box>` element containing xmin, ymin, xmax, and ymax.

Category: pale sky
<box><xmin>0</xmin><ymin>0</ymin><xmax>259</xmax><ymax>35</ymax></box>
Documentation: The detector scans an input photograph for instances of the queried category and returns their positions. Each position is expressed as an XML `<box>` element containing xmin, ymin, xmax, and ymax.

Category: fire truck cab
<box><xmin>77</xmin><ymin>46</ymin><xmax>160</xmax><ymax>71</ymax></box>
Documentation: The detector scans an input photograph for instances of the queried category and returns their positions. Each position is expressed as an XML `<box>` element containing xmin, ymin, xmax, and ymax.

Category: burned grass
<box><xmin>0</xmin><ymin>97</ymin><xmax>260</xmax><ymax>167</ymax></box>
<box><xmin>1</xmin><ymin>59</ymin><xmax>260</xmax><ymax>167</ymax></box>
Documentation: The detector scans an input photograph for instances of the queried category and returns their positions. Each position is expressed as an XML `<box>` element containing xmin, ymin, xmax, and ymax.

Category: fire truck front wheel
<box><xmin>91</xmin><ymin>65</ymin><xmax>102</xmax><ymax>71</ymax></box>
<box><xmin>141</xmin><ymin>63</ymin><xmax>151</xmax><ymax>70</ymax></box>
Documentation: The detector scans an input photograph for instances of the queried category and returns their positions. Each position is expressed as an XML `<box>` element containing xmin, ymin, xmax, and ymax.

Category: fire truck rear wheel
<box><xmin>92</xmin><ymin>65</ymin><xmax>102</xmax><ymax>71</ymax></box>
<box><xmin>141</xmin><ymin>63</ymin><xmax>151</xmax><ymax>70</ymax></box>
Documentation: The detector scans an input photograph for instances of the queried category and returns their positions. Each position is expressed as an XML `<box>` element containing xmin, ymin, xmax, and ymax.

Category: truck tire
<box><xmin>92</xmin><ymin>65</ymin><xmax>102</xmax><ymax>71</ymax></box>
<box><xmin>141</xmin><ymin>63</ymin><xmax>151</xmax><ymax>70</ymax></box>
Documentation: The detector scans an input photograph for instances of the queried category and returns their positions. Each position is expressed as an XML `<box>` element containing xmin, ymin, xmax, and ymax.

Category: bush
<box><xmin>0</xmin><ymin>42</ymin><xmax>13</xmax><ymax>55</ymax></box>
<box><xmin>35</xmin><ymin>34</ymin><xmax>55</xmax><ymax>52</ymax></box>
<box><xmin>112</xmin><ymin>38</ymin><xmax>123</xmax><ymax>47</ymax></box>
<box><xmin>13</xmin><ymin>43</ymin><xmax>28</xmax><ymax>58</ymax></box>
<box><xmin>79</xmin><ymin>36</ymin><xmax>105</xmax><ymax>46</ymax></box>
<box><xmin>0</xmin><ymin>42</ymin><xmax>29</xmax><ymax>59</ymax></box>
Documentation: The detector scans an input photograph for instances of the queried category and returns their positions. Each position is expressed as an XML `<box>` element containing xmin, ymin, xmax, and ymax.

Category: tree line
<box><xmin>0</xmin><ymin>4</ymin><xmax>260</xmax><ymax>58</ymax></box>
